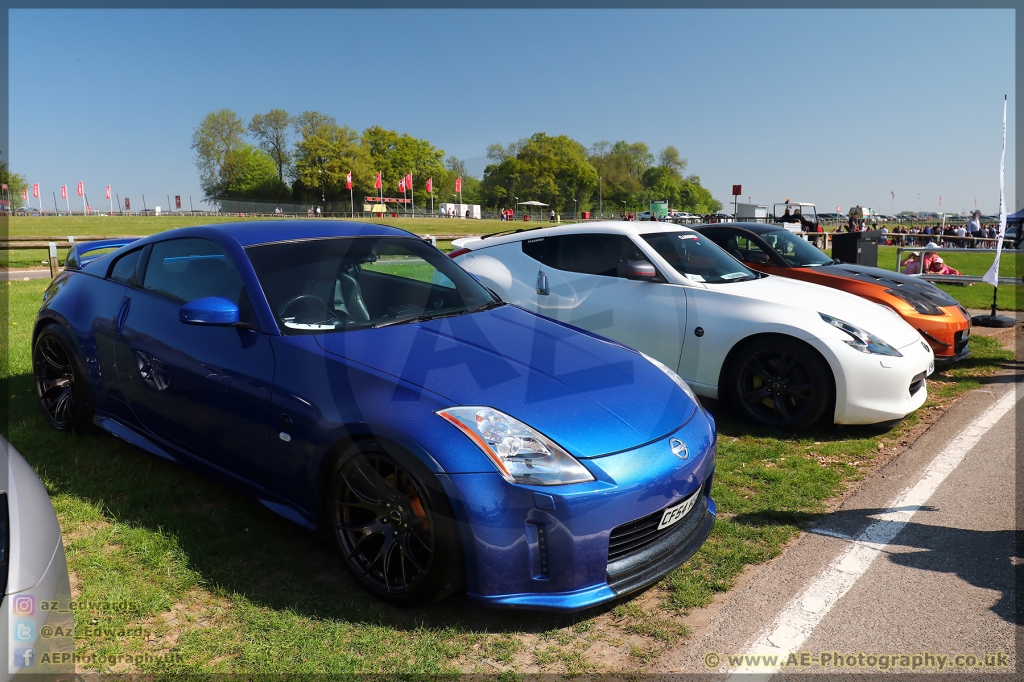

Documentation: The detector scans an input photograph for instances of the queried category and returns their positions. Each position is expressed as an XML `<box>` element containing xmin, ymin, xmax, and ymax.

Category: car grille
<box><xmin>954</xmin><ymin>329</ymin><xmax>969</xmax><ymax>354</ymax></box>
<box><xmin>608</xmin><ymin>486</ymin><xmax>703</xmax><ymax>564</ymax></box>
<box><xmin>909</xmin><ymin>371</ymin><xmax>927</xmax><ymax>397</ymax></box>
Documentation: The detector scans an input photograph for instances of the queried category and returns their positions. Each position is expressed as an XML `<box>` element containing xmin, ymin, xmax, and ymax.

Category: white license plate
<box><xmin>658</xmin><ymin>492</ymin><xmax>700</xmax><ymax>530</ymax></box>
<box><xmin>928</xmin><ymin>360</ymin><xmax>935</xmax><ymax>376</ymax></box>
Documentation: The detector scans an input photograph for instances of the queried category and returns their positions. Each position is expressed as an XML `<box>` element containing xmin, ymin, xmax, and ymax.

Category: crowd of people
<box><xmin>844</xmin><ymin>211</ymin><xmax>1005</xmax><ymax>249</ymax></box>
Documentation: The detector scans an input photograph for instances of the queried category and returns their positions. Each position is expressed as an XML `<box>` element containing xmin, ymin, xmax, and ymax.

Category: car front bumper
<box><xmin>444</xmin><ymin>413</ymin><xmax>717</xmax><ymax>612</ymax></box>
<box><xmin>812</xmin><ymin>336</ymin><xmax>934</xmax><ymax>425</ymax></box>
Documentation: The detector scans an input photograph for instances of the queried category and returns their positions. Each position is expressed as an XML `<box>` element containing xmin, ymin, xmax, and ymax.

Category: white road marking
<box><xmin>726</xmin><ymin>387</ymin><xmax>1019</xmax><ymax>679</ymax></box>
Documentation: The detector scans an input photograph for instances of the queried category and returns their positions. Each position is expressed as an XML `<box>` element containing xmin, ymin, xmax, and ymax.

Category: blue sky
<box><xmin>10</xmin><ymin>8</ymin><xmax>1015</xmax><ymax>214</ymax></box>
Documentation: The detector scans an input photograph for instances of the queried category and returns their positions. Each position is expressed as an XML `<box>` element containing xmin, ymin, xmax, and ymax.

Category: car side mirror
<box><xmin>745</xmin><ymin>252</ymin><xmax>770</xmax><ymax>265</ymax></box>
<box><xmin>179</xmin><ymin>296</ymin><xmax>240</xmax><ymax>326</ymax></box>
<box><xmin>624</xmin><ymin>260</ymin><xmax>657</xmax><ymax>281</ymax></box>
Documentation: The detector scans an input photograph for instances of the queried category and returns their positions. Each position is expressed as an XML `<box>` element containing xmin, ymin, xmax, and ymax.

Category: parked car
<box><xmin>35</xmin><ymin>221</ymin><xmax>716</xmax><ymax>611</ymax></box>
<box><xmin>0</xmin><ymin>436</ymin><xmax>75</xmax><ymax>675</ymax></box>
<box><xmin>691</xmin><ymin>223</ymin><xmax>971</xmax><ymax>368</ymax></box>
<box><xmin>451</xmin><ymin>222</ymin><xmax>934</xmax><ymax>431</ymax></box>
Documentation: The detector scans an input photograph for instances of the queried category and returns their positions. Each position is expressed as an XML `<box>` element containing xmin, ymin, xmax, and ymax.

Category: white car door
<box><xmin>521</xmin><ymin>232</ymin><xmax>688</xmax><ymax>371</ymax></box>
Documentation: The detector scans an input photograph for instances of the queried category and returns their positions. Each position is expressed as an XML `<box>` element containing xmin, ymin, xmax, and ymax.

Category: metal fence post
<box><xmin>48</xmin><ymin>242</ymin><xmax>59</xmax><ymax>279</ymax></box>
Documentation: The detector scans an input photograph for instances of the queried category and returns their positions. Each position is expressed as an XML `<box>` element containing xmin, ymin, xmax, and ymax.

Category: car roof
<box><xmin>463</xmin><ymin>220</ymin><xmax>697</xmax><ymax>249</ymax></box>
<box><xmin>198</xmin><ymin>219</ymin><xmax>415</xmax><ymax>247</ymax></box>
<box><xmin>690</xmin><ymin>222</ymin><xmax>787</xmax><ymax>235</ymax></box>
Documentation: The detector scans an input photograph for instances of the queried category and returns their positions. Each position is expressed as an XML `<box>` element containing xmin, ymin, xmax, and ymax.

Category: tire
<box><xmin>725</xmin><ymin>336</ymin><xmax>833</xmax><ymax>431</ymax></box>
<box><xmin>328</xmin><ymin>439</ymin><xmax>464</xmax><ymax>607</ymax></box>
<box><xmin>33</xmin><ymin>323</ymin><xmax>94</xmax><ymax>433</ymax></box>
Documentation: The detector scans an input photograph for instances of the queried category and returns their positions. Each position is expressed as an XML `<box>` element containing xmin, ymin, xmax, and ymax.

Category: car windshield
<box><xmin>760</xmin><ymin>229</ymin><xmax>833</xmax><ymax>266</ymax></box>
<box><xmin>247</xmin><ymin>236</ymin><xmax>498</xmax><ymax>334</ymax></box>
<box><xmin>640</xmin><ymin>231</ymin><xmax>757</xmax><ymax>284</ymax></box>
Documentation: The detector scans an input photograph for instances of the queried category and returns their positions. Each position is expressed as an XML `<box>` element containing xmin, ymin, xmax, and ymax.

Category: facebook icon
<box><xmin>13</xmin><ymin>647</ymin><xmax>35</xmax><ymax>668</ymax></box>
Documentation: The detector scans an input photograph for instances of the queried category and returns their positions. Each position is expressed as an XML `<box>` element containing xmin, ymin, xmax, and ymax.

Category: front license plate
<box><xmin>928</xmin><ymin>360</ymin><xmax>935</xmax><ymax>376</ymax></box>
<box><xmin>658</xmin><ymin>492</ymin><xmax>700</xmax><ymax>530</ymax></box>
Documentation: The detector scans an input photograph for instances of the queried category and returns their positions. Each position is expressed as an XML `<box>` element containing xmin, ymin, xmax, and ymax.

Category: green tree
<box><xmin>223</xmin><ymin>144</ymin><xmax>289</xmax><ymax>200</ymax></box>
<box><xmin>361</xmin><ymin>126</ymin><xmax>446</xmax><ymax>200</ymax></box>
<box><xmin>588</xmin><ymin>140</ymin><xmax>651</xmax><ymax>211</ymax></box>
<box><xmin>0</xmin><ymin>163</ymin><xmax>27</xmax><ymax>208</ymax></box>
<box><xmin>248</xmin><ymin>109</ymin><xmax>292</xmax><ymax>183</ymax></box>
<box><xmin>191</xmin><ymin>109</ymin><xmax>246</xmax><ymax>199</ymax></box>
<box><xmin>658</xmin><ymin>145</ymin><xmax>688</xmax><ymax>174</ymax></box>
<box><xmin>432</xmin><ymin>156</ymin><xmax>482</xmax><ymax>208</ymax></box>
<box><xmin>292</xmin><ymin>111</ymin><xmax>370</xmax><ymax>205</ymax></box>
<box><xmin>482</xmin><ymin>133</ymin><xmax>597</xmax><ymax>213</ymax></box>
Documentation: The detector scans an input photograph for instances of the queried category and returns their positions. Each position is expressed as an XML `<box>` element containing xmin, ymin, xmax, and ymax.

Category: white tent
<box><xmin>517</xmin><ymin>200</ymin><xmax>549</xmax><ymax>220</ymax></box>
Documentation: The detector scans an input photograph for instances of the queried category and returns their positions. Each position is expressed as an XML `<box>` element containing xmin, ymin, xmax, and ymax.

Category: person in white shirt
<box><xmin>966</xmin><ymin>212</ymin><xmax>981</xmax><ymax>248</ymax></box>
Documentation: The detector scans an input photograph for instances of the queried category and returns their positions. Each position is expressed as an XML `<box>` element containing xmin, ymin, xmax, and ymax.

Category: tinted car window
<box><xmin>759</xmin><ymin>229</ymin><xmax>833</xmax><ymax>266</ymax></box>
<box><xmin>109</xmin><ymin>248</ymin><xmax>144</xmax><ymax>285</ymax></box>
<box><xmin>246</xmin><ymin>236</ymin><xmax>496</xmax><ymax>334</ymax></box>
<box><xmin>143</xmin><ymin>238</ymin><xmax>245</xmax><ymax>305</ymax></box>
<box><xmin>524</xmin><ymin>233</ymin><xmax>650</xmax><ymax>278</ymax></box>
<box><xmin>641</xmin><ymin>231</ymin><xmax>757</xmax><ymax>284</ymax></box>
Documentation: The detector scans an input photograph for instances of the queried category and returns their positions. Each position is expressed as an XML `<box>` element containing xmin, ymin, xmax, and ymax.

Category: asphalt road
<box><xmin>655</xmin><ymin>374</ymin><xmax>1021</xmax><ymax>678</ymax></box>
<box><xmin>1</xmin><ymin>269</ymin><xmax>53</xmax><ymax>281</ymax></box>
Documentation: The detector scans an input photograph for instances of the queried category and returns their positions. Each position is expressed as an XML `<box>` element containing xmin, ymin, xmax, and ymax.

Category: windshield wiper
<box><xmin>470</xmin><ymin>300</ymin><xmax>506</xmax><ymax>313</ymax></box>
<box><xmin>373</xmin><ymin>309</ymin><xmax>470</xmax><ymax>328</ymax></box>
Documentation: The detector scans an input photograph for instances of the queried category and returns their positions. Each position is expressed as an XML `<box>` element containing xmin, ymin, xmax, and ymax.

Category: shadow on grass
<box><xmin>4</xmin><ymin>370</ymin><xmax>635</xmax><ymax>637</ymax></box>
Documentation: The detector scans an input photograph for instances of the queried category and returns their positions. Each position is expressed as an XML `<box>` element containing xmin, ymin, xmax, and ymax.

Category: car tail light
<box><xmin>448</xmin><ymin>248</ymin><xmax>471</xmax><ymax>259</ymax></box>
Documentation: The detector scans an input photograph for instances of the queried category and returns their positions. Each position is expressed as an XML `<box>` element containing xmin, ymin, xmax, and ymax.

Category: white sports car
<box><xmin>450</xmin><ymin>222</ymin><xmax>934</xmax><ymax>430</ymax></box>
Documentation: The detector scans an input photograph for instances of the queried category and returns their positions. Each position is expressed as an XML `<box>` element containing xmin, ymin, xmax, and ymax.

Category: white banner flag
<box><xmin>982</xmin><ymin>96</ymin><xmax>1007</xmax><ymax>286</ymax></box>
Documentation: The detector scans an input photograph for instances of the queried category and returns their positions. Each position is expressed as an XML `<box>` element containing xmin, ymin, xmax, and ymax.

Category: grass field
<box><xmin>1</xmin><ymin>275</ymin><xmax>1015</xmax><ymax>674</ymax></box>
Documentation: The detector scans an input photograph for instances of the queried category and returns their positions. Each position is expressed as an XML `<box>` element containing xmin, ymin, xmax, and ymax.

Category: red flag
<box><xmin>425</xmin><ymin>177</ymin><xmax>433</xmax><ymax>193</ymax></box>
<box><xmin>455</xmin><ymin>176</ymin><xmax>462</xmax><ymax>193</ymax></box>
<box><xmin>399</xmin><ymin>178</ymin><xmax>406</xmax><ymax>193</ymax></box>
<box><xmin>374</xmin><ymin>172</ymin><xmax>382</xmax><ymax>190</ymax></box>
<box><xmin>77</xmin><ymin>182</ymin><xmax>84</xmax><ymax>196</ymax></box>
<box><xmin>106</xmin><ymin>185</ymin><xmax>111</xmax><ymax>200</ymax></box>
<box><xmin>346</xmin><ymin>172</ymin><xmax>352</xmax><ymax>190</ymax></box>
<box><xmin>22</xmin><ymin>188</ymin><xmax>28</xmax><ymax>200</ymax></box>
<box><xmin>405</xmin><ymin>173</ymin><xmax>413</xmax><ymax>189</ymax></box>
<box><xmin>32</xmin><ymin>183</ymin><xmax>39</xmax><ymax>198</ymax></box>
<box><xmin>61</xmin><ymin>185</ymin><xmax>67</xmax><ymax>199</ymax></box>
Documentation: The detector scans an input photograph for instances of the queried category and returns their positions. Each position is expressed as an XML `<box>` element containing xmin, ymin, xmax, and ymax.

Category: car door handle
<box><xmin>114</xmin><ymin>296</ymin><xmax>131</xmax><ymax>337</ymax></box>
<box><xmin>537</xmin><ymin>271</ymin><xmax>549</xmax><ymax>296</ymax></box>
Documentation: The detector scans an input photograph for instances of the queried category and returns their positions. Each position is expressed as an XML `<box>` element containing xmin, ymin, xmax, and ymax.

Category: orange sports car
<box><xmin>694</xmin><ymin>223</ymin><xmax>971</xmax><ymax>368</ymax></box>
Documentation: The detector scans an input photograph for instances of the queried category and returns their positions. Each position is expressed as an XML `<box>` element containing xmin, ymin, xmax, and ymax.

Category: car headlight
<box><xmin>819</xmin><ymin>313</ymin><xmax>902</xmax><ymax>357</ymax></box>
<box><xmin>883</xmin><ymin>288</ymin><xmax>943</xmax><ymax>316</ymax></box>
<box><xmin>639</xmin><ymin>352</ymin><xmax>704</xmax><ymax>410</ymax></box>
<box><xmin>437</xmin><ymin>407</ymin><xmax>595</xmax><ymax>486</ymax></box>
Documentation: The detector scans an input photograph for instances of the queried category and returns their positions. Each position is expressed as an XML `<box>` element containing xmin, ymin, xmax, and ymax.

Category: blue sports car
<box><xmin>33</xmin><ymin>221</ymin><xmax>716</xmax><ymax>611</ymax></box>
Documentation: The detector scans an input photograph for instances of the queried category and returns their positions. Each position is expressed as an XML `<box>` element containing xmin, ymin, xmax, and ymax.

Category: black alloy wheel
<box><xmin>33</xmin><ymin>324</ymin><xmax>93</xmax><ymax>432</ymax></box>
<box><xmin>728</xmin><ymin>337</ymin><xmax>831</xmax><ymax>431</ymax></box>
<box><xmin>330</xmin><ymin>441</ymin><xmax>463</xmax><ymax>606</ymax></box>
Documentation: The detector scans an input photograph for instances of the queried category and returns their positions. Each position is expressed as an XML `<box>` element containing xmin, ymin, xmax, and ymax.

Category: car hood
<box><xmin>315</xmin><ymin>305</ymin><xmax>697</xmax><ymax>457</ymax></box>
<box><xmin>812</xmin><ymin>264</ymin><xmax>960</xmax><ymax>307</ymax></box>
<box><xmin>713</xmin><ymin>275</ymin><xmax>924</xmax><ymax>348</ymax></box>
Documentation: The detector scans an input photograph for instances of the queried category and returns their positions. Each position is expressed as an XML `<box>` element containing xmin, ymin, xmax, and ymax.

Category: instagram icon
<box><xmin>12</xmin><ymin>595</ymin><xmax>34</xmax><ymax>617</ymax></box>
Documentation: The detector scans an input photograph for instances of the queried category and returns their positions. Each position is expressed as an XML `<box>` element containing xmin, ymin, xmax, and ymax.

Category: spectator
<box><xmin>966</xmin><ymin>212</ymin><xmax>981</xmax><ymax>247</ymax></box>
<box><xmin>927</xmin><ymin>256</ymin><xmax>962</xmax><ymax>276</ymax></box>
<box><xmin>955</xmin><ymin>223</ymin><xmax>967</xmax><ymax>247</ymax></box>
